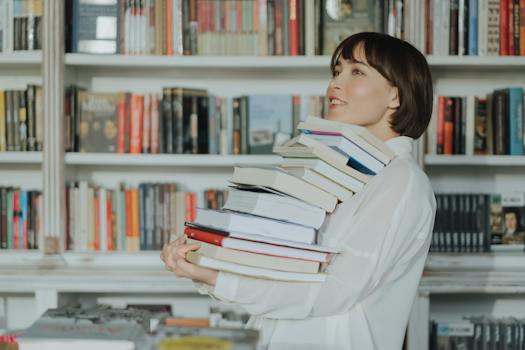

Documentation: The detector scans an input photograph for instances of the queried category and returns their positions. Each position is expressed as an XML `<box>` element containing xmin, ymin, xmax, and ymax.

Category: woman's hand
<box><xmin>160</xmin><ymin>235</ymin><xmax>219</xmax><ymax>286</ymax></box>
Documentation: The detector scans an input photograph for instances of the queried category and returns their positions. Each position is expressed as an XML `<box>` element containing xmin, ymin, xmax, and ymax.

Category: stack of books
<box><xmin>185</xmin><ymin>117</ymin><xmax>395</xmax><ymax>282</ymax></box>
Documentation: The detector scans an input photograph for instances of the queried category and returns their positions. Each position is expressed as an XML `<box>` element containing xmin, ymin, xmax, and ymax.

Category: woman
<box><xmin>161</xmin><ymin>32</ymin><xmax>436</xmax><ymax>350</ymax></box>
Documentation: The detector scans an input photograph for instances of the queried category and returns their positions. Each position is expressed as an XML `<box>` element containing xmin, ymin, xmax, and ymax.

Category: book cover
<box><xmin>321</xmin><ymin>0</ymin><xmax>380</xmax><ymax>55</ymax></box>
<box><xmin>78</xmin><ymin>91</ymin><xmax>118</xmax><ymax>153</ymax></box>
<box><xmin>72</xmin><ymin>0</ymin><xmax>118</xmax><ymax>54</ymax></box>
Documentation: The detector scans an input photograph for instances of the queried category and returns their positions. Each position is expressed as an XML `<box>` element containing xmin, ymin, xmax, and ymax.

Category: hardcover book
<box><xmin>78</xmin><ymin>91</ymin><xmax>118</xmax><ymax>153</ymax></box>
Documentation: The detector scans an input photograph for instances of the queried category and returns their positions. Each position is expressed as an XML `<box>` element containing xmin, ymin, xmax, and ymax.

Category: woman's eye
<box><xmin>333</xmin><ymin>70</ymin><xmax>340</xmax><ymax>77</ymax></box>
<box><xmin>351</xmin><ymin>69</ymin><xmax>363</xmax><ymax>75</ymax></box>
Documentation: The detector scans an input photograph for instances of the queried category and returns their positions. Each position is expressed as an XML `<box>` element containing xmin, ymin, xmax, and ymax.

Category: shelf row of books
<box><xmin>0</xmin><ymin>86</ymin><xmax>43</xmax><ymax>152</ymax></box>
<box><xmin>0</xmin><ymin>187</ymin><xmax>42</xmax><ymax>250</ymax></box>
<box><xmin>65</xmin><ymin>0</ymin><xmax>389</xmax><ymax>57</ymax></box>
<box><xmin>422</xmin><ymin>0</ymin><xmax>525</xmax><ymax>56</ymax></box>
<box><xmin>0</xmin><ymin>0</ymin><xmax>43</xmax><ymax>53</ymax></box>
<box><xmin>66</xmin><ymin>86</ymin><xmax>326</xmax><ymax>155</ymax></box>
<box><xmin>183</xmin><ymin>117</ymin><xmax>394</xmax><ymax>282</ymax></box>
<box><xmin>430</xmin><ymin>192</ymin><xmax>525</xmax><ymax>253</ymax></box>
<box><xmin>430</xmin><ymin>317</ymin><xmax>525</xmax><ymax>350</ymax></box>
<box><xmin>426</xmin><ymin>87</ymin><xmax>525</xmax><ymax>156</ymax></box>
<box><xmin>65</xmin><ymin>182</ymin><xmax>227</xmax><ymax>252</ymax></box>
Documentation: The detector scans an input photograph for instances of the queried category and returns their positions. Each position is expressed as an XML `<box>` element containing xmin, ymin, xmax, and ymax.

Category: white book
<box><xmin>441</xmin><ymin>0</ymin><xmax>450</xmax><ymax>55</ymax></box>
<box><xmin>458</xmin><ymin>0</ymin><xmax>465</xmax><ymax>56</ymax></box>
<box><xmin>280</xmin><ymin>157</ymin><xmax>365</xmax><ymax>193</ymax></box>
<box><xmin>229</xmin><ymin>165</ymin><xmax>338</xmax><ymax>213</ymax></box>
<box><xmin>304</xmin><ymin>133</ymin><xmax>385</xmax><ymax>174</ymax></box>
<box><xmin>477</xmin><ymin>0</ymin><xmax>488</xmax><ymax>56</ymax></box>
<box><xmin>194</xmin><ymin>208</ymin><xmax>316</xmax><ymax>244</ymax></box>
<box><xmin>18</xmin><ymin>339</ymin><xmax>134</xmax><ymax>350</ymax></box>
<box><xmin>432</xmin><ymin>0</ymin><xmax>442</xmax><ymax>55</ymax></box>
<box><xmin>283</xmin><ymin>167</ymin><xmax>353</xmax><ymax>202</ymax></box>
<box><xmin>187</xmin><ymin>238</ymin><xmax>320</xmax><ymax>274</ymax></box>
<box><xmin>304</xmin><ymin>0</ymin><xmax>315</xmax><ymax>56</ymax></box>
<box><xmin>79</xmin><ymin>181</ymin><xmax>89</xmax><ymax>252</ymax></box>
<box><xmin>223</xmin><ymin>187</ymin><xmax>326</xmax><ymax>229</ymax></box>
<box><xmin>276</xmin><ymin>134</ymin><xmax>371</xmax><ymax>184</ymax></box>
<box><xmin>298</xmin><ymin>116</ymin><xmax>394</xmax><ymax>163</ymax></box>
<box><xmin>427</xmin><ymin>93</ymin><xmax>438</xmax><ymax>155</ymax></box>
<box><xmin>186</xmin><ymin>251</ymin><xmax>327</xmax><ymax>282</ymax></box>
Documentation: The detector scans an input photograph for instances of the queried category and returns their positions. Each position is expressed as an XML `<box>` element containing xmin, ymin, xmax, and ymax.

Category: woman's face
<box><xmin>325</xmin><ymin>45</ymin><xmax>399</xmax><ymax>132</ymax></box>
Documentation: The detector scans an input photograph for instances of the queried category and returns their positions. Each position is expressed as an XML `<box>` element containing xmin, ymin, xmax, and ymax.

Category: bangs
<box><xmin>329</xmin><ymin>32</ymin><xmax>396</xmax><ymax>86</ymax></box>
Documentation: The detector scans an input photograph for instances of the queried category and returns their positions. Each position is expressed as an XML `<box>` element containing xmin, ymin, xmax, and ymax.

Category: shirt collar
<box><xmin>384</xmin><ymin>136</ymin><xmax>415</xmax><ymax>156</ymax></box>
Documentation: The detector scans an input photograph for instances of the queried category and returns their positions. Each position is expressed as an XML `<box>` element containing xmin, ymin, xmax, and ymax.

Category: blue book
<box><xmin>508</xmin><ymin>87</ymin><xmax>524</xmax><ymax>155</ymax></box>
<box><xmin>468</xmin><ymin>0</ymin><xmax>478</xmax><ymax>55</ymax></box>
<box><xmin>19</xmin><ymin>191</ymin><xmax>28</xmax><ymax>250</ymax></box>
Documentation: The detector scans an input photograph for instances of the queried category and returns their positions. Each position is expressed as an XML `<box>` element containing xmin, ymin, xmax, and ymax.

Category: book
<box><xmin>71</xmin><ymin>0</ymin><xmax>118</xmax><ymax>54</ymax></box>
<box><xmin>187</xmin><ymin>238</ymin><xmax>320</xmax><ymax>274</ymax></box>
<box><xmin>222</xmin><ymin>186</ymin><xmax>326</xmax><ymax>229</ymax></box>
<box><xmin>298</xmin><ymin>116</ymin><xmax>394</xmax><ymax>163</ymax></box>
<box><xmin>186</xmin><ymin>251</ymin><xmax>327</xmax><ymax>282</ymax></box>
<box><xmin>283</xmin><ymin>166</ymin><xmax>353</xmax><ymax>202</ymax></box>
<box><xmin>321</xmin><ymin>0</ymin><xmax>381</xmax><ymax>55</ymax></box>
<box><xmin>490</xmin><ymin>192</ymin><xmax>525</xmax><ymax>251</ymax></box>
<box><xmin>229</xmin><ymin>165</ymin><xmax>338</xmax><ymax>213</ymax></box>
<box><xmin>185</xmin><ymin>223</ymin><xmax>337</xmax><ymax>262</ymax></box>
<box><xmin>193</xmin><ymin>207</ymin><xmax>316</xmax><ymax>244</ymax></box>
<box><xmin>302</xmin><ymin>132</ymin><xmax>385</xmax><ymax>175</ymax></box>
<box><xmin>274</xmin><ymin>134</ymin><xmax>371</xmax><ymax>184</ymax></box>
<box><xmin>78</xmin><ymin>91</ymin><xmax>118</xmax><ymax>153</ymax></box>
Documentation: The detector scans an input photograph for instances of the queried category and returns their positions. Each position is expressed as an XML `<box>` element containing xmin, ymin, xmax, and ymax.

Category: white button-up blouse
<box><xmin>196</xmin><ymin>136</ymin><xmax>437</xmax><ymax>350</ymax></box>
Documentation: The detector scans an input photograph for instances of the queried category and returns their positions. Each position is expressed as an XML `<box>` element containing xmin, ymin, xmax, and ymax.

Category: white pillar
<box><xmin>42</xmin><ymin>0</ymin><xmax>65</xmax><ymax>254</ymax></box>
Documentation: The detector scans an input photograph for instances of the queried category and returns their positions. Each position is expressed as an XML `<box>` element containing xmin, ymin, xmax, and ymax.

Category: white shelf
<box><xmin>65</xmin><ymin>153</ymin><xmax>282</xmax><ymax>167</ymax></box>
<box><xmin>0</xmin><ymin>152</ymin><xmax>42</xmax><ymax>164</ymax></box>
<box><xmin>426</xmin><ymin>55</ymin><xmax>525</xmax><ymax>68</ymax></box>
<box><xmin>424</xmin><ymin>155</ymin><xmax>525</xmax><ymax>166</ymax></box>
<box><xmin>0</xmin><ymin>51</ymin><xmax>42</xmax><ymax>66</ymax></box>
<box><xmin>64</xmin><ymin>53</ymin><xmax>525</xmax><ymax>70</ymax></box>
<box><xmin>65</xmin><ymin>54</ymin><xmax>331</xmax><ymax>69</ymax></box>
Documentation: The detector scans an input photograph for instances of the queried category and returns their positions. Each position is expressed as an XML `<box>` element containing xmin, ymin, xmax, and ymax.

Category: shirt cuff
<box><xmin>211</xmin><ymin>271</ymin><xmax>241</xmax><ymax>302</ymax></box>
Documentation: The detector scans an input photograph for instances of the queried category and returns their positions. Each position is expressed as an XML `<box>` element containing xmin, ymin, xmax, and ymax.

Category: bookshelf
<box><xmin>1</xmin><ymin>1</ymin><xmax>525</xmax><ymax>349</ymax></box>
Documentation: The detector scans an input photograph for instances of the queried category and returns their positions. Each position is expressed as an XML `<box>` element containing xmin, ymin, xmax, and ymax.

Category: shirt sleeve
<box><xmin>202</xmin><ymin>164</ymin><xmax>435</xmax><ymax>319</ymax></box>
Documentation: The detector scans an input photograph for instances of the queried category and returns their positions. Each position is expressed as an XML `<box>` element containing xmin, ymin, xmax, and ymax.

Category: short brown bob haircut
<box><xmin>330</xmin><ymin>32</ymin><xmax>433</xmax><ymax>139</ymax></box>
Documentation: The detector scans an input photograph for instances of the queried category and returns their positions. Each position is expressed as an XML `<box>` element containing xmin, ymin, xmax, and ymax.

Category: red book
<box><xmin>289</xmin><ymin>0</ymin><xmax>299</xmax><ymax>56</ymax></box>
<box><xmin>500</xmin><ymin>0</ymin><xmax>509</xmax><ymax>55</ymax></box>
<box><xmin>183</xmin><ymin>224</ymin><xmax>331</xmax><ymax>263</ymax></box>
<box><xmin>444</xmin><ymin>97</ymin><xmax>454</xmax><ymax>155</ymax></box>
<box><xmin>107</xmin><ymin>194</ymin><xmax>113</xmax><ymax>251</ymax></box>
<box><xmin>437</xmin><ymin>96</ymin><xmax>446</xmax><ymax>154</ymax></box>
<box><xmin>166</xmin><ymin>0</ymin><xmax>173</xmax><ymax>55</ymax></box>
<box><xmin>129</xmin><ymin>94</ymin><xmax>144</xmax><ymax>154</ymax></box>
<box><xmin>253</xmin><ymin>0</ymin><xmax>259</xmax><ymax>32</ymax></box>
<box><xmin>117</xmin><ymin>93</ymin><xmax>126</xmax><ymax>153</ymax></box>
<box><xmin>508</xmin><ymin>0</ymin><xmax>514</xmax><ymax>55</ymax></box>
<box><xmin>521</xmin><ymin>0</ymin><xmax>525</xmax><ymax>56</ymax></box>
<box><xmin>142</xmin><ymin>93</ymin><xmax>151</xmax><ymax>154</ymax></box>
<box><xmin>237</xmin><ymin>0</ymin><xmax>242</xmax><ymax>33</ymax></box>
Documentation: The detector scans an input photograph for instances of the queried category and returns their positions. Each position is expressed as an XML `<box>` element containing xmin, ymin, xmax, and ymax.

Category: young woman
<box><xmin>161</xmin><ymin>32</ymin><xmax>436</xmax><ymax>350</ymax></box>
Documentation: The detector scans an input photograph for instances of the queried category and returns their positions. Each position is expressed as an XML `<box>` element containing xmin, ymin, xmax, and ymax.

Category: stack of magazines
<box><xmin>184</xmin><ymin>117</ymin><xmax>394</xmax><ymax>282</ymax></box>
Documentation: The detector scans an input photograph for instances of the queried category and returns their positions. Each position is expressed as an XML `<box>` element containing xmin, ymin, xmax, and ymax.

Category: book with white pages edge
<box><xmin>280</xmin><ymin>157</ymin><xmax>365</xmax><ymax>193</ymax></box>
<box><xmin>302</xmin><ymin>116</ymin><xmax>395</xmax><ymax>162</ymax></box>
<box><xmin>185</xmin><ymin>222</ymin><xmax>339</xmax><ymax>261</ymax></box>
<box><xmin>229</xmin><ymin>165</ymin><xmax>338</xmax><ymax>213</ymax></box>
<box><xmin>187</xmin><ymin>238</ymin><xmax>321</xmax><ymax>274</ymax></box>
<box><xmin>223</xmin><ymin>185</ymin><xmax>326</xmax><ymax>229</ymax></box>
<box><xmin>194</xmin><ymin>208</ymin><xmax>317</xmax><ymax>244</ymax></box>
<box><xmin>186</xmin><ymin>251</ymin><xmax>327</xmax><ymax>282</ymax></box>
<box><xmin>282</xmin><ymin>166</ymin><xmax>353</xmax><ymax>202</ymax></box>
<box><xmin>302</xmin><ymin>132</ymin><xmax>385</xmax><ymax>174</ymax></box>
<box><xmin>274</xmin><ymin>134</ymin><xmax>371</xmax><ymax>184</ymax></box>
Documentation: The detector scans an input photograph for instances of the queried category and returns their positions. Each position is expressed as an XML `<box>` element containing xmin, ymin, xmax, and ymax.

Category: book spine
<box><xmin>444</xmin><ymin>97</ymin><xmax>454</xmax><ymax>155</ymax></box>
<box><xmin>130</xmin><ymin>94</ymin><xmax>144</xmax><ymax>154</ymax></box>
<box><xmin>117</xmin><ymin>92</ymin><xmax>126</xmax><ymax>153</ymax></box>
<box><xmin>500</xmin><ymin>0</ymin><xmax>509</xmax><ymax>55</ymax></box>
<box><xmin>449</xmin><ymin>0</ymin><xmax>459</xmax><ymax>55</ymax></box>
<box><xmin>0</xmin><ymin>91</ymin><xmax>5</xmax><ymax>152</ymax></box>
<box><xmin>289</xmin><ymin>0</ymin><xmax>298</xmax><ymax>55</ymax></box>
<box><xmin>520</xmin><ymin>0</ymin><xmax>525</xmax><ymax>55</ymax></box>
<box><xmin>468</xmin><ymin>0</ymin><xmax>477</xmax><ymax>55</ymax></box>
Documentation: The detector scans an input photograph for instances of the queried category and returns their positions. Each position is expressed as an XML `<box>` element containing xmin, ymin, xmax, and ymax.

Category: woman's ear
<box><xmin>388</xmin><ymin>87</ymin><xmax>400</xmax><ymax>109</ymax></box>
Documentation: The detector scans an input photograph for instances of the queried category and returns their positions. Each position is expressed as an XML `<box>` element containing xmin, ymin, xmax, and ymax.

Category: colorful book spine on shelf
<box><xmin>0</xmin><ymin>187</ymin><xmax>41</xmax><ymax>250</ymax></box>
<box><xmin>66</xmin><ymin>86</ymin><xmax>326</xmax><ymax>155</ymax></box>
<box><xmin>427</xmin><ymin>88</ymin><xmax>525</xmax><ymax>156</ymax></box>
<box><xmin>64</xmin><ymin>182</ymin><xmax>228</xmax><ymax>252</ymax></box>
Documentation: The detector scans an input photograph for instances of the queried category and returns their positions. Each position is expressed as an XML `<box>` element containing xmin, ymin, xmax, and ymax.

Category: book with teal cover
<box><xmin>508</xmin><ymin>87</ymin><xmax>524</xmax><ymax>155</ymax></box>
<box><xmin>247</xmin><ymin>95</ymin><xmax>293</xmax><ymax>154</ymax></box>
